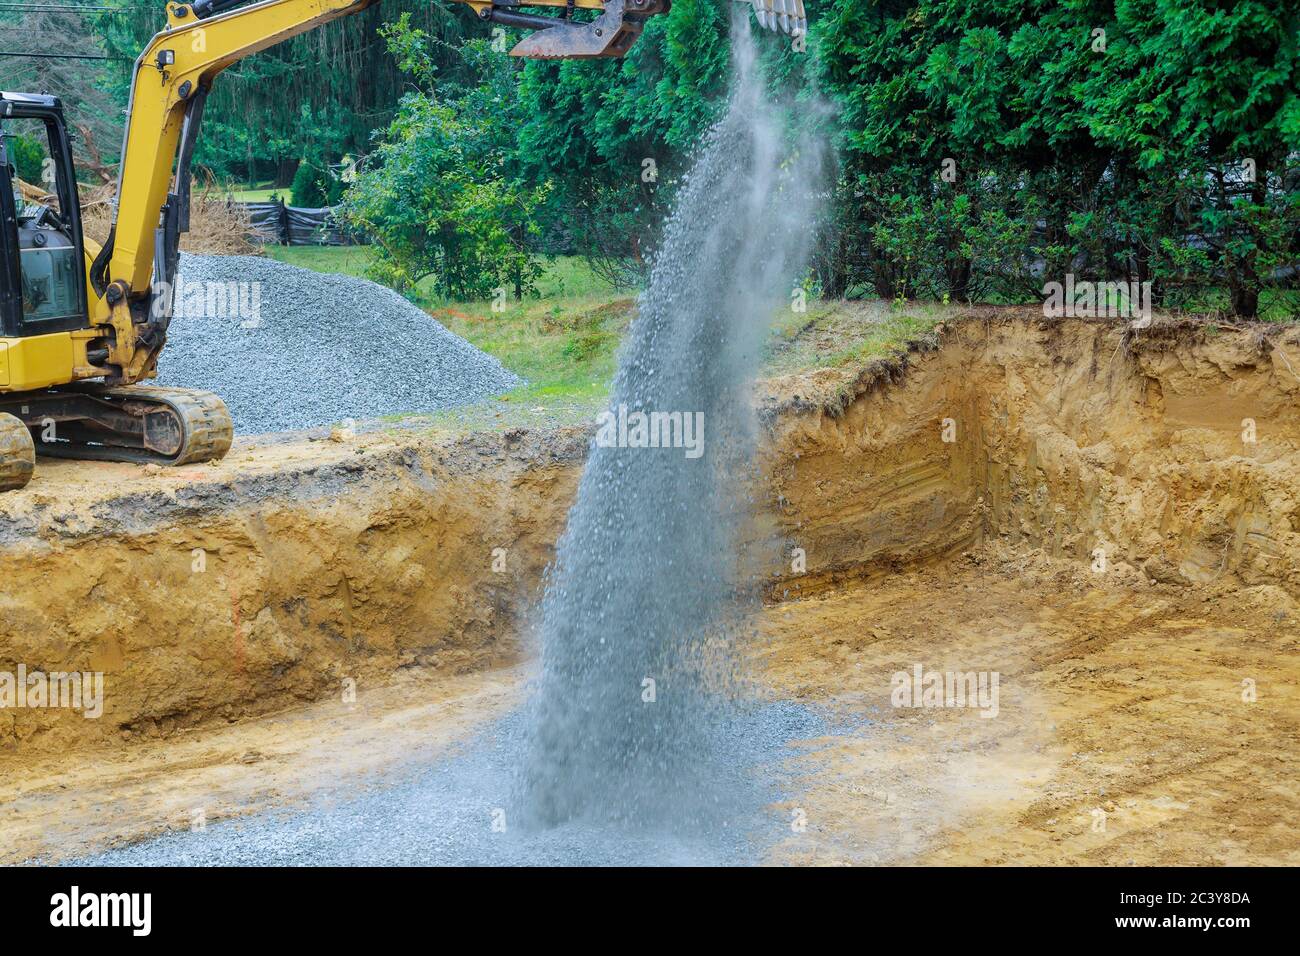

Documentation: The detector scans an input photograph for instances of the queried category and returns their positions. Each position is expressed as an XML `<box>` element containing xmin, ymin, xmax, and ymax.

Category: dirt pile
<box><xmin>80</xmin><ymin>186</ymin><xmax>257</xmax><ymax>255</ymax></box>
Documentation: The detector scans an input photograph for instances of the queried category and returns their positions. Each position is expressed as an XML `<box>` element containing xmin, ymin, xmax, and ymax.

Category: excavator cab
<box><xmin>0</xmin><ymin>94</ymin><xmax>89</xmax><ymax>342</ymax></box>
<box><xmin>0</xmin><ymin>92</ymin><xmax>228</xmax><ymax>488</ymax></box>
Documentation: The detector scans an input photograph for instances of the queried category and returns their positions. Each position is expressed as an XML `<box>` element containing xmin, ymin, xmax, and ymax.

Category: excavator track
<box><xmin>0</xmin><ymin>386</ymin><xmax>233</xmax><ymax>467</ymax></box>
<box><xmin>0</xmin><ymin>413</ymin><xmax>36</xmax><ymax>491</ymax></box>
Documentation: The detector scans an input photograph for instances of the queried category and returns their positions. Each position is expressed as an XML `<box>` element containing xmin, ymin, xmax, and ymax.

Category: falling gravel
<box><xmin>518</xmin><ymin>13</ymin><xmax>826</xmax><ymax>831</ymax></box>
<box><xmin>155</xmin><ymin>253</ymin><xmax>521</xmax><ymax>433</ymax></box>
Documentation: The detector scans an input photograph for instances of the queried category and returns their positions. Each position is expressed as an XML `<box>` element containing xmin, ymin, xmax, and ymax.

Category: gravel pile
<box><xmin>155</xmin><ymin>254</ymin><xmax>521</xmax><ymax>434</ymax></box>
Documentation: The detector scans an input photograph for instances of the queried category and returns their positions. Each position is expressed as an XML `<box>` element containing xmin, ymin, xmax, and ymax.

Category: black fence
<box><xmin>237</xmin><ymin>199</ymin><xmax>359</xmax><ymax>246</ymax></box>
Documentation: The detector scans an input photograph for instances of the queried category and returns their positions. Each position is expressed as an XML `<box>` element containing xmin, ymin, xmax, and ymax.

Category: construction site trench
<box><xmin>2</xmin><ymin>315</ymin><xmax>1298</xmax><ymax>865</ymax></box>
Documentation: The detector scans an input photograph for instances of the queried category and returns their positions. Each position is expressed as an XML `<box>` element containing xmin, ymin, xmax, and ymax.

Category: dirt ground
<box><xmin>760</xmin><ymin>546</ymin><xmax>1300</xmax><ymax>865</ymax></box>
<box><xmin>1</xmin><ymin>667</ymin><xmax>523</xmax><ymax>864</ymax></box>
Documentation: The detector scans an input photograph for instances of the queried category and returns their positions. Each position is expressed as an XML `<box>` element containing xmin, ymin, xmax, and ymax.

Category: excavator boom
<box><xmin>91</xmin><ymin>0</ymin><xmax>683</xmax><ymax>389</ymax></box>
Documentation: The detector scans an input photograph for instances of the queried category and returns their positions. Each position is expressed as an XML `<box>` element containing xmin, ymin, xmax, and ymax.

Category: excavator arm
<box><xmin>88</xmin><ymin>0</ymin><xmax>675</xmax><ymax>384</ymax></box>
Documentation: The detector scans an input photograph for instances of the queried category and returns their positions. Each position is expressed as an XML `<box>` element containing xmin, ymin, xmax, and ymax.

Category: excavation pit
<box><xmin>2</xmin><ymin>314</ymin><xmax>1298</xmax><ymax>864</ymax></box>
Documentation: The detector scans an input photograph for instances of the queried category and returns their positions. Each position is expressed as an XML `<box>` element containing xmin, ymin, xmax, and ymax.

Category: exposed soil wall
<box><xmin>762</xmin><ymin>317</ymin><xmax>1300</xmax><ymax>603</ymax></box>
<box><xmin>0</xmin><ymin>430</ymin><xmax>585</xmax><ymax>751</ymax></box>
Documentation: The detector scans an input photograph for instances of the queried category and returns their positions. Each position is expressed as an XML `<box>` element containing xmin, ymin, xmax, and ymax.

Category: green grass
<box><xmin>824</xmin><ymin>303</ymin><xmax>949</xmax><ymax>366</ymax></box>
<box><xmin>427</xmin><ymin>264</ymin><xmax>631</xmax><ymax>409</ymax></box>
<box><xmin>1165</xmin><ymin>287</ymin><xmax>1300</xmax><ymax>323</ymax></box>
<box><xmin>527</xmin><ymin>256</ymin><xmax>626</xmax><ymax>301</ymax></box>
<box><xmin>763</xmin><ymin>299</ymin><xmax>950</xmax><ymax>376</ymax></box>
<box><xmin>264</xmin><ymin>244</ymin><xmax>374</xmax><ymax>277</ymax></box>
<box><xmin>224</xmin><ymin>186</ymin><xmax>287</xmax><ymax>202</ymax></box>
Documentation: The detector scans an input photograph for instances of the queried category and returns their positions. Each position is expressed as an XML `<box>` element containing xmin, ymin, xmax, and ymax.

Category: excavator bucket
<box><xmin>495</xmin><ymin>0</ymin><xmax>803</xmax><ymax>59</ymax></box>
<box><xmin>502</xmin><ymin>0</ymin><xmax>669</xmax><ymax>59</ymax></box>
<box><xmin>742</xmin><ymin>0</ymin><xmax>807</xmax><ymax>36</ymax></box>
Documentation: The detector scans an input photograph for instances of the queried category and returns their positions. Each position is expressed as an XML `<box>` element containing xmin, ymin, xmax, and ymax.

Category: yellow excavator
<box><xmin>0</xmin><ymin>0</ymin><xmax>804</xmax><ymax>492</ymax></box>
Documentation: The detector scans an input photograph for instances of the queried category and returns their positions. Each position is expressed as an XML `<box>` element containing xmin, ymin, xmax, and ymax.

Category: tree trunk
<box><xmin>1231</xmin><ymin>282</ymin><xmax>1260</xmax><ymax>319</ymax></box>
<box><xmin>949</xmin><ymin>256</ymin><xmax>972</xmax><ymax>302</ymax></box>
<box><xmin>1231</xmin><ymin>174</ymin><xmax>1268</xmax><ymax>319</ymax></box>
<box><xmin>277</xmin><ymin>158</ymin><xmax>298</xmax><ymax>189</ymax></box>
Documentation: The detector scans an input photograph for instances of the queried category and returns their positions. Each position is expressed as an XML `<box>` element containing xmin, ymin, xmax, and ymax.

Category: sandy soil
<box><xmin>0</xmin><ymin>424</ymin><xmax>585</xmax><ymax>752</ymax></box>
<box><xmin>759</xmin><ymin>547</ymin><xmax>1300</xmax><ymax>865</ymax></box>
<box><xmin>9</xmin><ymin>542</ymin><xmax>1294</xmax><ymax>866</ymax></box>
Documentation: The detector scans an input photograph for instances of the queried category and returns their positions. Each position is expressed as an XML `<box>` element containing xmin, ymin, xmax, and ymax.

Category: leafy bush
<box><xmin>10</xmin><ymin>134</ymin><xmax>46</xmax><ymax>187</ymax></box>
<box><xmin>290</xmin><ymin>156</ymin><xmax>342</xmax><ymax>208</ymax></box>
<box><xmin>816</xmin><ymin>0</ymin><xmax>1300</xmax><ymax>317</ymax></box>
<box><xmin>340</xmin><ymin>20</ymin><xmax>544</xmax><ymax>300</ymax></box>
